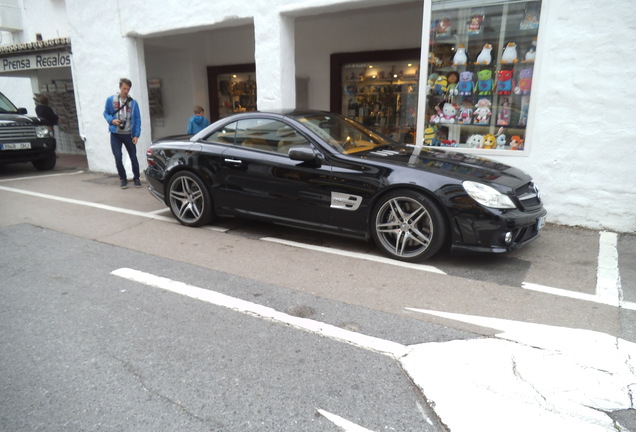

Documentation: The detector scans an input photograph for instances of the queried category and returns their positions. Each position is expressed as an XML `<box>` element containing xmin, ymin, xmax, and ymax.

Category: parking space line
<box><xmin>260</xmin><ymin>237</ymin><xmax>447</xmax><ymax>275</ymax></box>
<box><xmin>597</xmin><ymin>231</ymin><xmax>622</xmax><ymax>306</ymax></box>
<box><xmin>521</xmin><ymin>230</ymin><xmax>636</xmax><ymax>310</ymax></box>
<box><xmin>0</xmin><ymin>184</ymin><xmax>226</xmax><ymax>233</ymax></box>
<box><xmin>0</xmin><ymin>170</ymin><xmax>85</xmax><ymax>183</ymax></box>
<box><xmin>0</xmin><ymin>185</ymin><xmax>174</xmax><ymax>221</ymax></box>
<box><xmin>111</xmin><ymin>267</ymin><xmax>408</xmax><ymax>358</ymax></box>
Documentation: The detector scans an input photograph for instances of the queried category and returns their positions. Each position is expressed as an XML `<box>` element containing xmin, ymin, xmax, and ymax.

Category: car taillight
<box><xmin>146</xmin><ymin>147</ymin><xmax>156</xmax><ymax>166</ymax></box>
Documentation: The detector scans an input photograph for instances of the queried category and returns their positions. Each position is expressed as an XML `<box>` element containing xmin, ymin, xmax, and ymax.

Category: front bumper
<box><xmin>0</xmin><ymin>138</ymin><xmax>56</xmax><ymax>164</ymax></box>
<box><xmin>451</xmin><ymin>207</ymin><xmax>548</xmax><ymax>254</ymax></box>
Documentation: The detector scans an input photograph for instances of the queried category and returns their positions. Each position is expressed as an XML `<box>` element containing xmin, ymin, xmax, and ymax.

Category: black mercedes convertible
<box><xmin>145</xmin><ymin>111</ymin><xmax>546</xmax><ymax>262</ymax></box>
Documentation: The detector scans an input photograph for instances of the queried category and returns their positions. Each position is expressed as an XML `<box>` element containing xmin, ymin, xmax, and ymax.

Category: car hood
<box><xmin>0</xmin><ymin>113</ymin><xmax>46</xmax><ymax>126</ymax></box>
<box><xmin>361</xmin><ymin>145</ymin><xmax>532</xmax><ymax>190</ymax></box>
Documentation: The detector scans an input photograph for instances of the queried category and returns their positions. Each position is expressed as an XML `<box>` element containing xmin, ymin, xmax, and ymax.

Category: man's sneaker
<box><xmin>120</xmin><ymin>180</ymin><xmax>128</xmax><ymax>189</ymax></box>
<box><xmin>134</xmin><ymin>178</ymin><xmax>142</xmax><ymax>188</ymax></box>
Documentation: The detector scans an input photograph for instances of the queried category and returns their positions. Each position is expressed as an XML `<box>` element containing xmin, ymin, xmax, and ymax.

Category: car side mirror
<box><xmin>17</xmin><ymin>108</ymin><xmax>27</xmax><ymax>114</ymax></box>
<box><xmin>288</xmin><ymin>146</ymin><xmax>322</xmax><ymax>165</ymax></box>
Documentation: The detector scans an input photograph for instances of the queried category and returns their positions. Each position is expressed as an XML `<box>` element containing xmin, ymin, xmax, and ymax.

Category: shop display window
<box><xmin>331</xmin><ymin>49</ymin><xmax>420</xmax><ymax>144</ymax></box>
<box><xmin>426</xmin><ymin>0</ymin><xmax>541</xmax><ymax>152</ymax></box>
<box><xmin>207</xmin><ymin>64</ymin><xmax>257</xmax><ymax>121</ymax></box>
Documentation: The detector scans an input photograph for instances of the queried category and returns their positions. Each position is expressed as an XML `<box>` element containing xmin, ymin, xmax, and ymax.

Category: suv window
<box><xmin>0</xmin><ymin>92</ymin><xmax>18</xmax><ymax>113</ymax></box>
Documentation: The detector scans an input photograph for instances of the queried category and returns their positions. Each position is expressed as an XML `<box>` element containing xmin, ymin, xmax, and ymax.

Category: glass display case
<box><xmin>207</xmin><ymin>64</ymin><xmax>257</xmax><ymax>121</ymax></box>
<box><xmin>425</xmin><ymin>0</ymin><xmax>541</xmax><ymax>151</ymax></box>
<box><xmin>331</xmin><ymin>49</ymin><xmax>420</xmax><ymax>144</ymax></box>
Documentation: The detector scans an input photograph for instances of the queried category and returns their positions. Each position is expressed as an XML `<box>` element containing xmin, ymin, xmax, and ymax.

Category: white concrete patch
<box><xmin>316</xmin><ymin>409</ymin><xmax>375</xmax><ymax>432</ymax></box>
<box><xmin>111</xmin><ymin>268</ymin><xmax>407</xmax><ymax>358</ymax></box>
<box><xmin>404</xmin><ymin>308</ymin><xmax>636</xmax><ymax>432</ymax></box>
<box><xmin>260</xmin><ymin>237</ymin><xmax>447</xmax><ymax>275</ymax></box>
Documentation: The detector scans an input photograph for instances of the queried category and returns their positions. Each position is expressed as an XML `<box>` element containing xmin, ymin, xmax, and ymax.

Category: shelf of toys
<box><xmin>425</xmin><ymin>1</ymin><xmax>541</xmax><ymax>151</ymax></box>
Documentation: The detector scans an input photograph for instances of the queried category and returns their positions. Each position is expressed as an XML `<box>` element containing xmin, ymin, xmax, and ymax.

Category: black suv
<box><xmin>0</xmin><ymin>91</ymin><xmax>56</xmax><ymax>171</ymax></box>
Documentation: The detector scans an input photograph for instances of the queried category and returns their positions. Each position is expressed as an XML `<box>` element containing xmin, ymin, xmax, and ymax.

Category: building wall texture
<box><xmin>1</xmin><ymin>0</ymin><xmax>635</xmax><ymax>233</ymax></box>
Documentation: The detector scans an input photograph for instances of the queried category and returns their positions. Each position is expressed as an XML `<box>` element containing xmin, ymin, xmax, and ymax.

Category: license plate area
<box><xmin>537</xmin><ymin>215</ymin><xmax>546</xmax><ymax>230</ymax></box>
<box><xmin>1</xmin><ymin>142</ymin><xmax>31</xmax><ymax>150</ymax></box>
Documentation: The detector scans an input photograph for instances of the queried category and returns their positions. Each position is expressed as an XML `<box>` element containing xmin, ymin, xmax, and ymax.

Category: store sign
<box><xmin>0</xmin><ymin>50</ymin><xmax>71</xmax><ymax>73</ymax></box>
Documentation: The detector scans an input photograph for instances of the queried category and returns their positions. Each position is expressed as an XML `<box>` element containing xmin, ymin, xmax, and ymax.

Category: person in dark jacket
<box><xmin>34</xmin><ymin>95</ymin><xmax>59</xmax><ymax>126</ymax></box>
<box><xmin>187</xmin><ymin>105</ymin><xmax>210</xmax><ymax>135</ymax></box>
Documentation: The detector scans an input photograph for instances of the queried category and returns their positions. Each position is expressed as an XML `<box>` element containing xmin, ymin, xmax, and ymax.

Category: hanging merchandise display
<box><xmin>425</xmin><ymin>0</ymin><xmax>542</xmax><ymax>151</ymax></box>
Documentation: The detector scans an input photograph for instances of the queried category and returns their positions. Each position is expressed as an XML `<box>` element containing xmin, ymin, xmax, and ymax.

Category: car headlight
<box><xmin>35</xmin><ymin>125</ymin><xmax>53</xmax><ymax>138</ymax></box>
<box><xmin>462</xmin><ymin>181</ymin><xmax>516</xmax><ymax>209</ymax></box>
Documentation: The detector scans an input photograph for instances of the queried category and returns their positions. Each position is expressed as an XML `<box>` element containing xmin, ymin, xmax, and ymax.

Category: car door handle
<box><xmin>224</xmin><ymin>158</ymin><xmax>243</xmax><ymax>166</ymax></box>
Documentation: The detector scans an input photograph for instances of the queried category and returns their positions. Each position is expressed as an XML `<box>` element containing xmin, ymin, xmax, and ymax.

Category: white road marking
<box><xmin>521</xmin><ymin>282</ymin><xmax>636</xmax><ymax>311</ymax></box>
<box><xmin>0</xmin><ymin>169</ymin><xmax>85</xmax><ymax>182</ymax></box>
<box><xmin>0</xmin><ymin>184</ymin><xmax>174</xmax><ymax>221</ymax></box>
<box><xmin>111</xmin><ymin>267</ymin><xmax>408</xmax><ymax>358</ymax></box>
<box><xmin>316</xmin><ymin>409</ymin><xmax>375</xmax><ymax>431</ymax></box>
<box><xmin>0</xmin><ymin>184</ymin><xmax>227</xmax><ymax>232</ymax></box>
<box><xmin>521</xmin><ymin>230</ymin><xmax>635</xmax><ymax>310</ymax></box>
<box><xmin>260</xmin><ymin>237</ymin><xmax>447</xmax><ymax>275</ymax></box>
<box><xmin>597</xmin><ymin>231</ymin><xmax>622</xmax><ymax>306</ymax></box>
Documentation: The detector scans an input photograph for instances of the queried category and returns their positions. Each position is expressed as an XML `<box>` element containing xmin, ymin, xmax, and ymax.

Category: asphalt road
<box><xmin>1</xmin><ymin>157</ymin><xmax>635</xmax><ymax>431</ymax></box>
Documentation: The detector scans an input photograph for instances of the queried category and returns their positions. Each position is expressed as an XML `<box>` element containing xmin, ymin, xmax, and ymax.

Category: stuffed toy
<box><xmin>475</xmin><ymin>43</ymin><xmax>492</xmax><ymax>65</ymax></box>
<box><xmin>496</xmin><ymin>97</ymin><xmax>511</xmax><ymax>126</ymax></box>
<box><xmin>424</xmin><ymin>126</ymin><xmax>440</xmax><ymax>146</ymax></box>
<box><xmin>446</xmin><ymin>72</ymin><xmax>459</xmax><ymax>97</ymax></box>
<box><xmin>474</xmin><ymin>98</ymin><xmax>492</xmax><ymax>125</ymax></box>
<box><xmin>497</xmin><ymin>70</ymin><xmax>514</xmax><ymax>95</ymax></box>
<box><xmin>510</xmin><ymin>135</ymin><xmax>524</xmax><ymax>150</ymax></box>
<box><xmin>453</xmin><ymin>44</ymin><xmax>468</xmax><ymax>66</ymax></box>
<box><xmin>427</xmin><ymin>73</ymin><xmax>438</xmax><ymax>94</ymax></box>
<box><xmin>482</xmin><ymin>134</ymin><xmax>496</xmax><ymax>149</ymax></box>
<box><xmin>458</xmin><ymin>100</ymin><xmax>473</xmax><ymax>124</ymax></box>
<box><xmin>496</xmin><ymin>133</ymin><xmax>507</xmax><ymax>149</ymax></box>
<box><xmin>457</xmin><ymin>71</ymin><xmax>474</xmax><ymax>96</ymax></box>
<box><xmin>524</xmin><ymin>38</ymin><xmax>537</xmax><ymax>62</ymax></box>
<box><xmin>439</xmin><ymin>102</ymin><xmax>458</xmax><ymax>124</ymax></box>
<box><xmin>466</xmin><ymin>134</ymin><xmax>484</xmax><ymax>148</ymax></box>
<box><xmin>433</xmin><ymin>75</ymin><xmax>448</xmax><ymax>95</ymax></box>
<box><xmin>501</xmin><ymin>42</ymin><xmax>518</xmax><ymax>64</ymax></box>
<box><xmin>515</xmin><ymin>69</ymin><xmax>533</xmax><ymax>95</ymax></box>
<box><xmin>441</xmin><ymin>139</ymin><xmax>457</xmax><ymax>147</ymax></box>
<box><xmin>475</xmin><ymin>69</ymin><xmax>493</xmax><ymax>96</ymax></box>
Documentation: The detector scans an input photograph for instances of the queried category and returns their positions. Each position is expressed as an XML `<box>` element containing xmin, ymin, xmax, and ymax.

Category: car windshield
<box><xmin>0</xmin><ymin>92</ymin><xmax>19</xmax><ymax>114</ymax></box>
<box><xmin>295</xmin><ymin>113</ymin><xmax>394</xmax><ymax>154</ymax></box>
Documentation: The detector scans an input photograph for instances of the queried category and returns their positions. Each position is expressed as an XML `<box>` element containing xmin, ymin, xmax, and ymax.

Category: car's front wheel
<box><xmin>32</xmin><ymin>153</ymin><xmax>56</xmax><ymax>171</ymax></box>
<box><xmin>167</xmin><ymin>171</ymin><xmax>214</xmax><ymax>227</ymax></box>
<box><xmin>371</xmin><ymin>189</ymin><xmax>447</xmax><ymax>262</ymax></box>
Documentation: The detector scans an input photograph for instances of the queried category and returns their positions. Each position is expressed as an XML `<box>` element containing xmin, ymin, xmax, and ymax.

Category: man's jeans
<box><xmin>110</xmin><ymin>133</ymin><xmax>140</xmax><ymax>181</ymax></box>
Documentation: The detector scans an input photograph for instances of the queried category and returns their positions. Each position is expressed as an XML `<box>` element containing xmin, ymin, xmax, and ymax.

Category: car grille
<box><xmin>0</xmin><ymin>125</ymin><xmax>37</xmax><ymax>142</ymax></box>
<box><xmin>515</xmin><ymin>182</ymin><xmax>542</xmax><ymax>211</ymax></box>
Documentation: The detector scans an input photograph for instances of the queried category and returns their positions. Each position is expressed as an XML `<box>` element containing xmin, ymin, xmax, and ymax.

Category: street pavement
<box><xmin>1</xmin><ymin>154</ymin><xmax>635</xmax><ymax>431</ymax></box>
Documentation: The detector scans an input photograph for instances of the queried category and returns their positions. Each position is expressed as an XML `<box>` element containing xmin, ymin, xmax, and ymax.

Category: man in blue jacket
<box><xmin>103</xmin><ymin>78</ymin><xmax>142</xmax><ymax>188</ymax></box>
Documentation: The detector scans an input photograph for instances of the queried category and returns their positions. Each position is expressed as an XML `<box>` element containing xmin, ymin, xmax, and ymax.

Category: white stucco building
<box><xmin>0</xmin><ymin>0</ymin><xmax>634</xmax><ymax>233</ymax></box>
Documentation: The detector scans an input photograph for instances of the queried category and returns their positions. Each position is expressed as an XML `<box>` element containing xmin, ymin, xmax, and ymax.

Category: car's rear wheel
<box><xmin>167</xmin><ymin>171</ymin><xmax>214</xmax><ymax>227</ymax></box>
<box><xmin>371</xmin><ymin>189</ymin><xmax>447</xmax><ymax>262</ymax></box>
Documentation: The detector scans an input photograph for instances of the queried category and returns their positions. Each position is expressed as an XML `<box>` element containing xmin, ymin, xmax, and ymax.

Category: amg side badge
<box><xmin>331</xmin><ymin>192</ymin><xmax>362</xmax><ymax>211</ymax></box>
